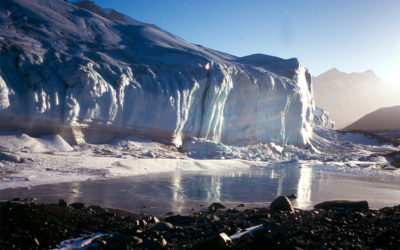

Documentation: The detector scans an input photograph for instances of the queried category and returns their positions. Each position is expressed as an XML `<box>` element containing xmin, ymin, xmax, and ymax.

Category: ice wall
<box><xmin>0</xmin><ymin>0</ymin><xmax>315</xmax><ymax>147</ymax></box>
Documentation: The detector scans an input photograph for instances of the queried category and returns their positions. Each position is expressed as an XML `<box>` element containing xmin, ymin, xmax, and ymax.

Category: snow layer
<box><xmin>0</xmin><ymin>132</ymin><xmax>73</xmax><ymax>153</ymax></box>
<box><xmin>0</xmin><ymin>127</ymin><xmax>399</xmax><ymax>190</ymax></box>
<box><xmin>0</xmin><ymin>0</ymin><xmax>314</xmax><ymax>147</ymax></box>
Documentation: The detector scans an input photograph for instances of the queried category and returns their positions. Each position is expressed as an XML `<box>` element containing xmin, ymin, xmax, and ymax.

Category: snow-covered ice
<box><xmin>0</xmin><ymin>127</ymin><xmax>399</xmax><ymax>190</ymax></box>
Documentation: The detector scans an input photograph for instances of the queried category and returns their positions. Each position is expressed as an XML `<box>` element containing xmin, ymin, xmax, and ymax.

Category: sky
<box><xmin>92</xmin><ymin>0</ymin><xmax>400</xmax><ymax>86</ymax></box>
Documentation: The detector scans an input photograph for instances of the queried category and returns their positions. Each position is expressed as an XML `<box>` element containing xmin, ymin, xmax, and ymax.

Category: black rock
<box><xmin>269</xmin><ymin>196</ymin><xmax>294</xmax><ymax>212</ymax></box>
<box><xmin>148</xmin><ymin>216</ymin><xmax>160</xmax><ymax>223</ymax></box>
<box><xmin>208</xmin><ymin>202</ymin><xmax>226</xmax><ymax>212</ymax></box>
<box><xmin>195</xmin><ymin>233</ymin><xmax>232</xmax><ymax>249</ymax></box>
<box><xmin>263</xmin><ymin>220</ymin><xmax>280</xmax><ymax>230</ymax></box>
<box><xmin>151</xmin><ymin>221</ymin><xmax>174</xmax><ymax>231</ymax></box>
<box><xmin>237</xmin><ymin>203</ymin><xmax>245</xmax><ymax>207</ymax></box>
<box><xmin>70</xmin><ymin>202</ymin><xmax>86</xmax><ymax>209</ymax></box>
<box><xmin>286</xmin><ymin>194</ymin><xmax>297</xmax><ymax>200</ymax></box>
<box><xmin>142</xmin><ymin>237</ymin><xmax>163</xmax><ymax>249</ymax></box>
<box><xmin>58</xmin><ymin>199</ymin><xmax>68</xmax><ymax>207</ymax></box>
<box><xmin>110</xmin><ymin>235</ymin><xmax>143</xmax><ymax>248</ymax></box>
<box><xmin>164</xmin><ymin>215</ymin><xmax>193</xmax><ymax>226</ymax></box>
<box><xmin>314</xmin><ymin>200</ymin><xmax>369</xmax><ymax>211</ymax></box>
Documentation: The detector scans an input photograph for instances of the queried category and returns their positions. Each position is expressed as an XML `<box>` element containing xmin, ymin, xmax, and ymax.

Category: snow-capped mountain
<box><xmin>0</xmin><ymin>0</ymin><xmax>314</xmax><ymax>147</ymax></box>
<box><xmin>313</xmin><ymin>68</ymin><xmax>400</xmax><ymax>129</ymax></box>
<box><xmin>346</xmin><ymin>105</ymin><xmax>400</xmax><ymax>131</ymax></box>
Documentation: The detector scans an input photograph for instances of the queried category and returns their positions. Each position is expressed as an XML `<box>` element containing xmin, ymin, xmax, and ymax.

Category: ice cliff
<box><xmin>0</xmin><ymin>0</ymin><xmax>315</xmax><ymax>147</ymax></box>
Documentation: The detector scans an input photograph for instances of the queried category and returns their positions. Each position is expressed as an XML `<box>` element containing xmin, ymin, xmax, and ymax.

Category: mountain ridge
<box><xmin>313</xmin><ymin>68</ymin><xmax>399</xmax><ymax>129</ymax></box>
<box><xmin>346</xmin><ymin>105</ymin><xmax>400</xmax><ymax>131</ymax></box>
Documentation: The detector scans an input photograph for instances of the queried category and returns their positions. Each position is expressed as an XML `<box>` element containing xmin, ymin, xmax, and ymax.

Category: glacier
<box><xmin>0</xmin><ymin>0</ymin><xmax>315</xmax><ymax>147</ymax></box>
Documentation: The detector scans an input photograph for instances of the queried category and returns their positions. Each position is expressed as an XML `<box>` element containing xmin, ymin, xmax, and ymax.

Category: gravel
<box><xmin>0</xmin><ymin>198</ymin><xmax>399</xmax><ymax>249</ymax></box>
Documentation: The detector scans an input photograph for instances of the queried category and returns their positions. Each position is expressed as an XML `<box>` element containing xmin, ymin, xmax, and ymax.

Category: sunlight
<box><xmin>296</xmin><ymin>165</ymin><xmax>312</xmax><ymax>209</ymax></box>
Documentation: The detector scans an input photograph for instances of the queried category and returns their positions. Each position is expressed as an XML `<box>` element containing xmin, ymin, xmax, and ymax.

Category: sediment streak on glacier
<box><xmin>0</xmin><ymin>0</ymin><xmax>314</xmax><ymax>147</ymax></box>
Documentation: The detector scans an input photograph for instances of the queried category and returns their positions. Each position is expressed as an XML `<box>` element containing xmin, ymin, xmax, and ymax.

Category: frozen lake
<box><xmin>1</xmin><ymin>164</ymin><xmax>400</xmax><ymax>215</ymax></box>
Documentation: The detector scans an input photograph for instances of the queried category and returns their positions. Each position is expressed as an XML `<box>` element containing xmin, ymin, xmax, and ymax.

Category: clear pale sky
<box><xmin>92</xmin><ymin>0</ymin><xmax>400</xmax><ymax>86</ymax></box>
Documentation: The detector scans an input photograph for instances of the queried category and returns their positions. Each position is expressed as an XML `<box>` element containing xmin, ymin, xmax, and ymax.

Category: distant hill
<box><xmin>313</xmin><ymin>68</ymin><xmax>400</xmax><ymax>129</ymax></box>
<box><xmin>345</xmin><ymin>106</ymin><xmax>400</xmax><ymax>130</ymax></box>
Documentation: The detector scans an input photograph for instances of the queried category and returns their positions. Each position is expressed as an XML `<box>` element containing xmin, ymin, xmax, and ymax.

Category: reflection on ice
<box><xmin>207</xmin><ymin>176</ymin><xmax>222</xmax><ymax>201</ymax></box>
<box><xmin>296</xmin><ymin>165</ymin><xmax>312</xmax><ymax>209</ymax></box>
<box><xmin>171</xmin><ymin>170</ymin><xmax>185</xmax><ymax>214</ymax></box>
<box><xmin>1</xmin><ymin>163</ymin><xmax>400</xmax><ymax>216</ymax></box>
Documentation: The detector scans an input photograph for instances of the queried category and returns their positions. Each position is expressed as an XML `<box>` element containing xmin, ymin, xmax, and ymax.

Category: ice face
<box><xmin>0</xmin><ymin>0</ymin><xmax>315</xmax><ymax>147</ymax></box>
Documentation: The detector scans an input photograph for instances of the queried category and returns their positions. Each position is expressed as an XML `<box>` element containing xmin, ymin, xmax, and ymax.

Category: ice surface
<box><xmin>0</xmin><ymin>0</ymin><xmax>314</xmax><ymax>147</ymax></box>
<box><xmin>57</xmin><ymin>232</ymin><xmax>112</xmax><ymax>250</ymax></box>
<box><xmin>0</xmin><ymin>127</ymin><xmax>399</xmax><ymax>190</ymax></box>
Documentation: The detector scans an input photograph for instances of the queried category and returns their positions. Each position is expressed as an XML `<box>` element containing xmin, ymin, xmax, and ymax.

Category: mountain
<box><xmin>345</xmin><ymin>105</ymin><xmax>400</xmax><ymax>131</ymax></box>
<box><xmin>313</xmin><ymin>68</ymin><xmax>400</xmax><ymax>129</ymax></box>
<box><xmin>0</xmin><ymin>0</ymin><xmax>314</xmax><ymax>147</ymax></box>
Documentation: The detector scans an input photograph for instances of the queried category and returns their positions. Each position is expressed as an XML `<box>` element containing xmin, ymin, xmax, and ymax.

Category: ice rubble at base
<box><xmin>0</xmin><ymin>0</ymin><xmax>314</xmax><ymax>148</ymax></box>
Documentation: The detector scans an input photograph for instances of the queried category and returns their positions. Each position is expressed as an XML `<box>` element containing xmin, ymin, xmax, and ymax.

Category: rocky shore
<box><xmin>1</xmin><ymin>197</ymin><xmax>400</xmax><ymax>249</ymax></box>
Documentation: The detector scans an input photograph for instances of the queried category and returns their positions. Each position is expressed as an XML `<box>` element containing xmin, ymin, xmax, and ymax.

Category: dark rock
<box><xmin>148</xmin><ymin>216</ymin><xmax>160</xmax><ymax>223</ymax></box>
<box><xmin>58</xmin><ymin>199</ymin><xmax>68</xmax><ymax>207</ymax></box>
<box><xmin>110</xmin><ymin>235</ymin><xmax>143</xmax><ymax>248</ymax></box>
<box><xmin>263</xmin><ymin>220</ymin><xmax>280</xmax><ymax>230</ymax></box>
<box><xmin>237</xmin><ymin>203</ymin><xmax>245</xmax><ymax>207</ymax></box>
<box><xmin>142</xmin><ymin>237</ymin><xmax>163</xmax><ymax>249</ymax></box>
<box><xmin>270</xmin><ymin>196</ymin><xmax>294</xmax><ymax>212</ymax></box>
<box><xmin>286</xmin><ymin>194</ymin><xmax>297</xmax><ymax>200</ymax></box>
<box><xmin>151</xmin><ymin>221</ymin><xmax>174</xmax><ymax>231</ymax></box>
<box><xmin>195</xmin><ymin>233</ymin><xmax>232</xmax><ymax>249</ymax></box>
<box><xmin>208</xmin><ymin>202</ymin><xmax>226</xmax><ymax>212</ymax></box>
<box><xmin>70</xmin><ymin>202</ymin><xmax>86</xmax><ymax>209</ymax></box>
<box><xmin>164</xmin><ymin>215</ymin><xmax>193</xmax><ymax>226</ymax></box>
<box><xmin>132</xmin><ymin>236</ymin><xmax>143</xmax><ymax>245</ymax></box>
<box><xmin>314</xmin><ymin>200</ymin><xmax>369</xmax><ymax>211</ymax></box>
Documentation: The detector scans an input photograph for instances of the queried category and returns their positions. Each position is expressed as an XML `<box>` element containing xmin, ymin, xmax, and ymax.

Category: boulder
<box><xmin>269</xmin><ymin>196</ymin><xmax>294</xmax><ymax>212</ymax></box>
<box><xmin>164</xmin><ymin>215</ymin><xmax>193</xmax><ymax>226</ymax></box>
<box><xmin>208</xmin><ymin>202</ymin><xmax>226</xmax><ymax>212</ymax></box>
<box><xmin>314</xmin><ymin>200</ymin><xmax>369</xmax><ymax>211</ymax></box>
<box><xmin>58</xmin><ymin>199</ymin><xmax>68</xmax><ymax>207</ymax></box>
<box><xmin>70</xmin><ymin>202</ymin><xmax>86</xmax><ymax>209</ymax></box>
